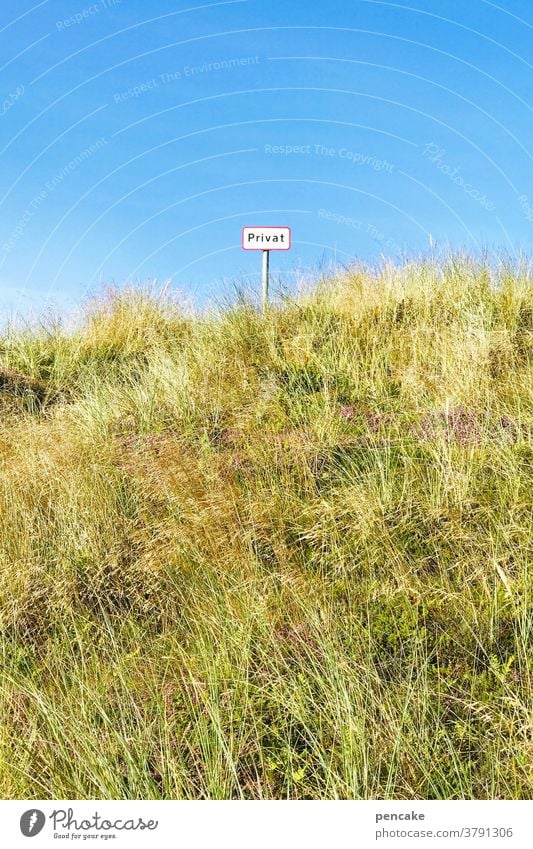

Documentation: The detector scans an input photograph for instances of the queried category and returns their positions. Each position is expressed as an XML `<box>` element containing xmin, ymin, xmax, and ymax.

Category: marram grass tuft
<box><xmin>0</xmin><ymin>259</ymin><xmax>531</xmax><ymax>799</ymax></box>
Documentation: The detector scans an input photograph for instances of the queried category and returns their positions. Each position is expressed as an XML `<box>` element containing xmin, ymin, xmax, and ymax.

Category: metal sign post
<box><xmin>262</xmin><ymin>249</ymin><xmax>270</xmax><ymax>311</ymax></box>
<box><xmin>242</xmin><ymin>226</ymin><xmax>291</xmax><ymax>312</ymax></box>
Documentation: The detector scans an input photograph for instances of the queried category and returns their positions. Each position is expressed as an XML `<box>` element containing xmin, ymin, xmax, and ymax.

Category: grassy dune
<box><xmin>0</xmin><ymin>258</ymin><xmax>531</xmax><ymax>799</ymax></box>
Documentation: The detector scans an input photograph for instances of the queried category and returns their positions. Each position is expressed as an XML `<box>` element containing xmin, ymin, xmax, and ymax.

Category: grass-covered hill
<box><xmin>0</xmin><ymin>259</ymin><xmax>531</xmax><ymax>799</ymax></box>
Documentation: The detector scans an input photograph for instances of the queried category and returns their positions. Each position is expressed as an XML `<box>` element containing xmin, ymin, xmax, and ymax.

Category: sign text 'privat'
<box><xmin>242</xmin><ymin>226</ymin><xmax>291</xmax><ymax>250</ymax></box>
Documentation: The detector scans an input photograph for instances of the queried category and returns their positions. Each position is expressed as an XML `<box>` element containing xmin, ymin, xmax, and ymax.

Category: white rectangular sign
<box><xmin>242</xmin><ymin>226</ymin><xmax>291</xmax><ymax>250</ymax></box>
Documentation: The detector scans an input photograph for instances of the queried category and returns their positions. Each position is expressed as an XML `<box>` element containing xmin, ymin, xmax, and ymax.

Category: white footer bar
<box><xmin>2</xmin><ymin>799</ymin><xmax>531</xmax><ymax>848</ymax></box>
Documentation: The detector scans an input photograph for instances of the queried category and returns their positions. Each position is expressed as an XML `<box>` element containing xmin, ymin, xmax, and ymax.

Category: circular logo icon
<box><xmin>20</xmin><ymin>810</ymin><xmax>46</xmax><ymax>837</ymax></box>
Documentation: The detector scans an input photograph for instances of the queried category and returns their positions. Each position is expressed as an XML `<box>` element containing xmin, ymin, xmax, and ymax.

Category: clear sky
<box><xmin>1</xmin><ymin>0</ymin><xmax>532</xmax><ymax>314</ymax></box>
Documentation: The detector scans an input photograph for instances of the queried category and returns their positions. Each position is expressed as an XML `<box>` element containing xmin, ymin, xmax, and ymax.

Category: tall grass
<box><xmin>0</xmin><ymin>258</ymin><xmax>531</xmax><ymax>799</ymax></box>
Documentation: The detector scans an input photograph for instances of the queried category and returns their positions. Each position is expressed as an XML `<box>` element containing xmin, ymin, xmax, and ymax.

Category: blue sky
<box><xmin>1</xmin><ymin>0</ymin><xmax>532</xmax><ymax>313</ymax></box>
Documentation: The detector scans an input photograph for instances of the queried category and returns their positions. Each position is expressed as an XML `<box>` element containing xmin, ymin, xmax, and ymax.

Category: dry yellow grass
<box><xmin>0</xmin><ymin>258</ymin><xmax>531</xmax><ymax>799</ymax></box>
